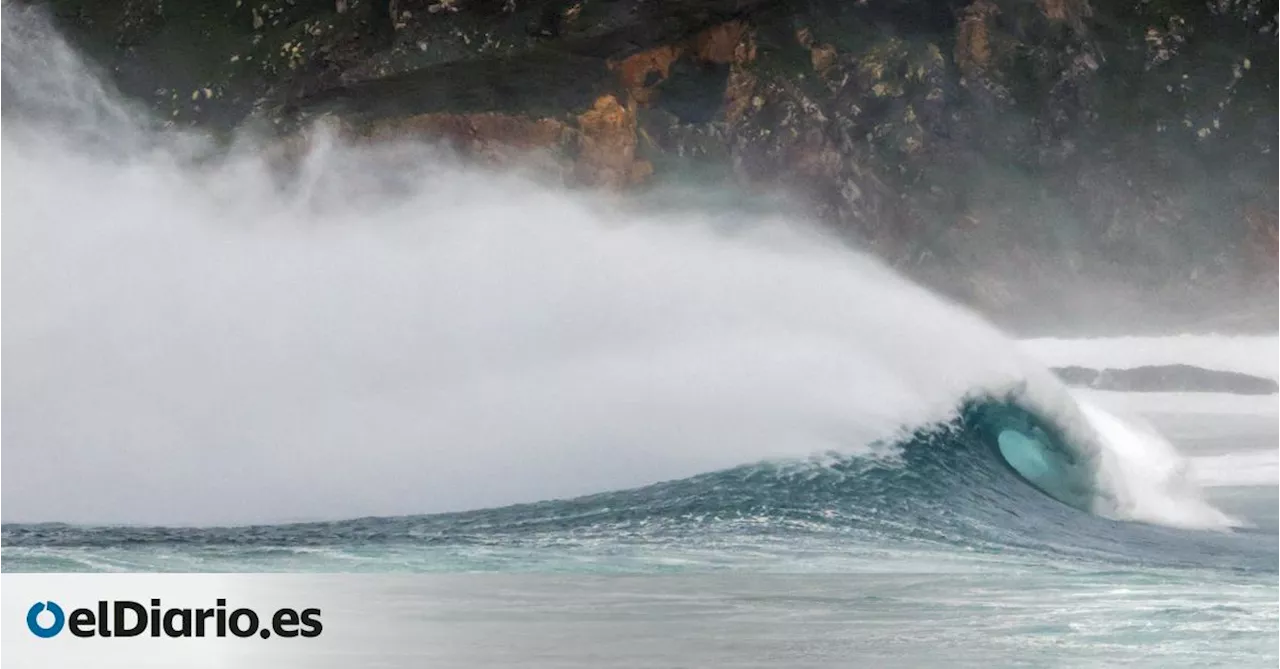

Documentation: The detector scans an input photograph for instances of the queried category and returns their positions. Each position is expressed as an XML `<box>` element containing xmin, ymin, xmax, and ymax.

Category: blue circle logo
<box><xmin>27</xmin><ymin>601</ymin><xmax>65</xmax><ymax>638</ymax></box>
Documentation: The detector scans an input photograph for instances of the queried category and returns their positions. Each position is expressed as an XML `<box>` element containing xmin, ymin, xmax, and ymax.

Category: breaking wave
<box><xmin>1</xmin><ymin>5</ymin><xmax>1234</xmax><ymax>539</ymax></box>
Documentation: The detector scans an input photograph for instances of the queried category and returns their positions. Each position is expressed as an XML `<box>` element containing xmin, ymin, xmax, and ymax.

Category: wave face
<box><xmin>4</xmin><ymin>399</ymin><xmax>1274</xmax><ymax>574</ymax></box>
<box><xmin>0</xmin><ymin>5</ymin><xmax>1237</xmax><ymax>542</ymax></box>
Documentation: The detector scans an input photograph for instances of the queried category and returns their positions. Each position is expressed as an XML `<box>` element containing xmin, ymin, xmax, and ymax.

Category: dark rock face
<box><xmin>25</xmin><ymin>0</ymin><xmax>1279</xmax><ymax>332</ymax></box>
<box><xmin>1053</xmin><ymin>364</ymin><xmax>1279</xmax><ymax>394</ymax></box>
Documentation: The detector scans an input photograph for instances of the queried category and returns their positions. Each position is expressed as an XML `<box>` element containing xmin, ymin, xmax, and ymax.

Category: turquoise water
<box><xmin>4</xmin><ymin>399</ymin><xmax>1276</xmax><ymax>666</ymax></box>
<box><xmin>5</xmin><ymin>400</ymin><xmax>1270</xmax><ymax>572</ymax></box>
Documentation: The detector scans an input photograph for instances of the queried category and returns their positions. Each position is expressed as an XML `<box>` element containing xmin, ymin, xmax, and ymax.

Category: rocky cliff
<box><xmin>28</xmin><ymin>0</ymin><xmax>1279</xmax><ymax>332</ymax></box>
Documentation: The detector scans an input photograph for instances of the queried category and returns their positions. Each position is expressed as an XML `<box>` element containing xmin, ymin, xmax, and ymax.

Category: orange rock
<box><xmin>810</xmin><ymin>43</ymin><xmax>838</xmax><ymax>74</ymax></box>
<box><xmin>694</xmin><ymin>20</ymin><xmax>754</xmax><ymax>65</ymax></box>
<box><xmin>795</xmin><ymin>27</ymin><xmax>814</xmax><ymax>49</ymax></box>
<box><xmin>610</xmin><ymin>45</ymin><xmax>683</xmax><ymax>105</ymax></box>
<box><xmin>723</xmin><ymin>67</ymin><xmax>758</xmax><ymax>124</ymax></box>
<box><xmin>697</xmin><ymin>21</ymin><xmax>759</xmax><ymax>124</ymax></box>
<box><xmin>350</xmin><ymin>101</ymin><xmax>651</xmax><ymax>191</ymax></box>
<box><xmin>955</xmin><ymin>0</ymin><xmax>1000</xmax><ymax>76</ymax></box>
<box><xmin>575</xmin><ymin>95</ymin><xmax>646</xmax><ymax>189</ymax></box>
<box><xmin>628</xmin><ymin>159</ymin><xmax>655</xmax><ymax>184</ymax></box>
<box><xmin>794</xmin><ymin>26</ymin><xmax>837</xmax><ymax>74</ymax></box>
<box><xmin>1037</xmin><ymin>0</ymin><xmax>1092</xmax><ymax>29</ymax></box>
<box><xmin>609</xmin><ymin>21</ymin><xmax>756</xmax><ymax>110</ymax></box>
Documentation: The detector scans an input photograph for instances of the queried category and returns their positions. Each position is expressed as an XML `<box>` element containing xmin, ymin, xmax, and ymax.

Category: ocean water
<box><xmin>2</xmin><ymin>6</ymin><xmax>1276</xmax><ymax>667</ymax></box>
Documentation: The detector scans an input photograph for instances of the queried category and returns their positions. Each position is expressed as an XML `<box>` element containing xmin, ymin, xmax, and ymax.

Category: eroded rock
<box><xmin>1052</xmin><ymin>365</ymin><xmax>1279</xmax><ymax>395</ymax></box>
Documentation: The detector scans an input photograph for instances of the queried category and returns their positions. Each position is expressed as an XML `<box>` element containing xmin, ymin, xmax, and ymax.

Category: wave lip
<box><xmin>955</xmin><ymin>387</ymin><xmax>1242</xmax><ymax>532</ymax></box>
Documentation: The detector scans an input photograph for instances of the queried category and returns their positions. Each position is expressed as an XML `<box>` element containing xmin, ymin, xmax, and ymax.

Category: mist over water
<box><xmin>0</xmin><ymin>6</ymin><xmax>1230</xmax><ymax>529</ymax></box>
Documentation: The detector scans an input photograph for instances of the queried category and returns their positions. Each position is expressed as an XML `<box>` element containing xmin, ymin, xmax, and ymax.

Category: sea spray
<box><xmin>1</xmin><ymin>4</ymin><xmax>1230</xmax><ymax>531</ymax></box>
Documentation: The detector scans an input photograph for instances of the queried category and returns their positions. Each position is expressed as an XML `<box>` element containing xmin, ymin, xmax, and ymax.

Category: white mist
<box><xmin>0</xmin><ymin>6</ymin><xmax>1231</xmax><ymax>529</ymax></box>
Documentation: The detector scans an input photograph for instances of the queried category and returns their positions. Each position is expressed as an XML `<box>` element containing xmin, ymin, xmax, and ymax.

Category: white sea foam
<box><xmin>1077</xmin><ymin>400</ymin><xmax>1243</xmax><ymax>528</ymax></box>
<box><xmin>0</xmin><ymin>5</ymin><xmax>1234</xmax><ymax>530</ymax></box>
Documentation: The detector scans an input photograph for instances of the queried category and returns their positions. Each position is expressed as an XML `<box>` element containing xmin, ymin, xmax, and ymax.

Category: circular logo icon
<box><xmin>27</xmin><ymin>601</ymin><xmax>65</xmax><ymax>638</ymax></box>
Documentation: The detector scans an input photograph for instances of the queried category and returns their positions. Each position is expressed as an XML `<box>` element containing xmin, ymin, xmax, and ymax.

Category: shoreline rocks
<box><xmin>1052</xmin><ymin>364</ymin><xmax>1279</xmax><ymax>395</ymax></box>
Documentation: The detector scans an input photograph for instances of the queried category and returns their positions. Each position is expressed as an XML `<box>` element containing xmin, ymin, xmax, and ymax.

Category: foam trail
<box><xmin>1078</xmin><ymin>401</ymin><xmax>1242</xmax><ymax>528</ymax></box>
<box><xmin>0</xmin><ymin>6</ymin><xmax>1232</xmax><ymax>529</ymax></box>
